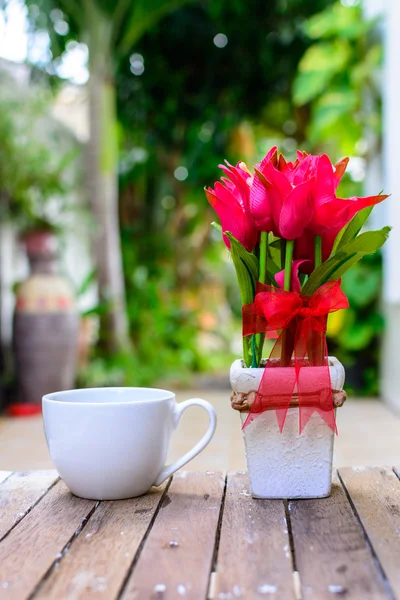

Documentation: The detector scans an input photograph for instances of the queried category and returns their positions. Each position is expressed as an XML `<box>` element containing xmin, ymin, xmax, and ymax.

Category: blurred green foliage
<box><xmin>293</xmin><ymin>2</ymin><xmax>381</xmax><ymax>155</ymax></box>
<box><xmin>292</xmin><ymin>1</ymin><xmax>384</xmax><ymax>394</ymax></box>
<box><xmin>0</xmin><ymin>74</ymin><xmax>80</xmax><ymax>232</ymax></box>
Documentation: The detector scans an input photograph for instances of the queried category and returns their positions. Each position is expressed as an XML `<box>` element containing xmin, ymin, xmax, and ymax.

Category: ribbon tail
<box><xmin>297</xmin><ymin>332</ymin><xmax>337</xmax><ymax>434</ymax></box>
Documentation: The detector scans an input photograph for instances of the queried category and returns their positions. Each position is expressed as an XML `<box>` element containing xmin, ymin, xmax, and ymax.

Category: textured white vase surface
<box><xmin>230</xmin><ymin>357</ymin><xmax>345</xmax><ymax>499</ymax></box>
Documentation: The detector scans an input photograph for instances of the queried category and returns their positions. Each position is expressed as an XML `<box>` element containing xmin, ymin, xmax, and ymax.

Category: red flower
<box><xmin>205</xmin><ymin>161</ymin><xmax>258</xmax><ymax>252</ymax></box>
<box><xmin>251</xmin><ymin>147</ymin><xmax>387</xmax><ymax>259</ymax></box>
<box><xmin>307</xmin><ymin>153</ymin><xmax>386</xmax><ymax>235</ymax></box>
<box><xmin>250</xmin><ymin>147</ymin><xmax>315</xmax><ymax>239</ymax></box>
<box><xmin>294</xmin><ymin>153</ymin><xmax>388</xmax><ymax>267</ymax></box>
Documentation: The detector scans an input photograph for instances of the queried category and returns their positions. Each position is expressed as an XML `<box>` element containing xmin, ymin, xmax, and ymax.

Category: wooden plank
<box><xmin>289</xmin><ymin>475</ymin><xmax>390</xmax><ymax>600</ymax></box>
<box><xmin>0</xmin><ymin>416</ymin><xmax>53</xmax><ymax>471</ymax></box>
<box><xmin>35</xmin><ymin>484</ymin><xmax>168</xmax><ymax>599</ymax></box>
<box><xmin>339</xmin><ymin>466</ymin><xmax>400</xmax><ymax>599</ymax></box>
<box><xmin>120</xmin><ymin>471</ymin><xmax>225</xmax><ymax>600</ymax></box>
<box><xmin>214</xmin><ymin>471</ymin><xmax>295</xmax><ymax>600</ymax></box>
<box><xmin>0</xmin><ymin>479</ymin><xmax>96</xmax><ymax>599</ymax></box>
<box><xmin>0</xmin><ymin>472</ymin><xmax>12</xmax><ymax>486</ymax></box>
<box><xmin>0</xmin><ymin>470</ymin><xmax>58</xmax><ymax>540</ymax></box>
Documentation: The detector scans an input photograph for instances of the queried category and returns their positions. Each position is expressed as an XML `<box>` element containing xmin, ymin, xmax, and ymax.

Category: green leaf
<box><xmin>211</xmin><ymin>221</ymin><xmax>222</xmax><ymax>233</ymax></box>
<box><xmin>225</xmin><ymin>232</ymin><xmax>259</xmax><ymax>298</ymax></box>
<box><xmin>332</xmin><ymin>206</ymin><xmax>374</xmax><ymax>254</ymax></box>
<box><xmin>266</xmin><ymin>236</ymin><xmax>282</xmax><ymax>277</ymax></box>
<box><xmin>211</xmin><ymin>224</ymin><xmax>258</xmax><ymax>301</ymax></box>
<box><xmin>309</xmin><ymin>89</ymin><xmax>358</xmax><ymax>139</ymax></box>
<box><xmin>269</xmin><ymin>239</ymin><xmax>282</xmax><ymax>249</ymax></box>
<box><xmin>224</xmin><ymin>232</ymin><xmax>258</xmax><ymax>369</ymax></box>
<box><xmin>302</xmin><ymin>227</ymin><xmax>391</xmax><ymax>295</ymax></box>
<box><xmin>293</xmin><ymin>41</ymin><xmax>351</xmax><ymax>106</ymax></box>
<box><xmin>305</xmin><ymin>4</ymin><xmax>372</xmax><ymax>40</ymax></box>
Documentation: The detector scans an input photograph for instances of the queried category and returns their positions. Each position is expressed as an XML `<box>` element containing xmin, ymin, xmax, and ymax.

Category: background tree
<box><xmin>111</xmin><ymin>0</ymin><xmax>337</xmax><ymax>383</ymax></box>
<box><xmin>17</xmin><ymin>0</ymin><xmax>191</xmax><ymax>353</ymax></box>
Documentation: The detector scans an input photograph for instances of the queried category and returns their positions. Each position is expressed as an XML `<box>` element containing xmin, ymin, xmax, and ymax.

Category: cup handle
<box><xmin>153</xmin><ymin>398</ymin><xmax>217</xmax><ymax>487</ymax></box>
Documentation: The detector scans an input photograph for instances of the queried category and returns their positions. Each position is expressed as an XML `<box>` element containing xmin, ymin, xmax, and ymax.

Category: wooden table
<box><xmin>0</xmin><ymin>468</ymin><xmax>399</xmax><ymax>599</ymax></box>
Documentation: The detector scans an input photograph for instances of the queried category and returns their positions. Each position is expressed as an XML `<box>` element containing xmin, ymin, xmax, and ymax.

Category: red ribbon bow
<box><xmin>242</xmin><ymin>280</ymin><xmax>349</xmax><ymax>433</ymax></box>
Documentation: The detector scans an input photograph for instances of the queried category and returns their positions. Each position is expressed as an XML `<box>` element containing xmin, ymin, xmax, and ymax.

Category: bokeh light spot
<box><xmin>174</xmin><ymin>166</ymin><xmax>188</xmax><ymax>181</ymax></box>
<box><xmin>54</xmin><ymin>20</ymin><xmax>69</xmax><ymax>36</ymax></box>
<box><xmin>129</xmin><ymin>53</ymin><xmax>144</xmax><ymax>76</ymax></box>
<box><xmin>213</xmin><ymin>33</ymin><xmax>228</xmax><ymax>48</ymax></box>
<box><xmin>161</xmin><ymin>196</ymin><xmax>176</xmax><ymax>210</ymax></box>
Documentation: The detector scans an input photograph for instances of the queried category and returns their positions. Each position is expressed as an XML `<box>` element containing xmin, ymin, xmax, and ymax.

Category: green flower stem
<box><xmin>282</xmin><ymin>239</ymin><xmax>294</xmax><ymax>366</ymax></box>
<box><xmin>281</xmin><ymin>239</ymin><xmax>286</xmax><ymax>270</ymax></box>
<box><xmin>251</xmin><ymin>335</ymin><xmax>258</xmax><ymax>368</ymax></box>
<box><xmin>243</xmin><ymin>336</ymin><xmax>251</xmax><ymax>367</ymax></box>
<box><xmin>284</xmin><ymin>239</ymin><xmax>294</xmax><ymax>291</ymax></box>
<box><xmin>311</xmin><ymin>235</ymin><xmax>323</xmax><ymax>366</ymax></box>
<box><xmin>315</xmin><ymin>235</ymin><xmax>322</xmax><ymax>269</ymax></box>
<box><xmin>259</xmin><ymin>232</ymin><xmax>268</xmax><ymax>284</ymax></box>
<box><xmin>256</xmin><ymin>232</ymin><xmax>268</xmax><ymax>366</ymax></box>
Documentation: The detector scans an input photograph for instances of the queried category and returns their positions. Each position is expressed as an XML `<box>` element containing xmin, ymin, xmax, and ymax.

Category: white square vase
<box><xmin>230</xmin><ymin>357</ymin><xmax>345</xmax><ymax>499</ymax></box>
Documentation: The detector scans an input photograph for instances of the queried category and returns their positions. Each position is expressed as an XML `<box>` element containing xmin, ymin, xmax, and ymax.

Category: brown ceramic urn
<box><xmin>12</xmin><ymin>230</ymin><xmax>79</xmax><ymax>415</ymax></box>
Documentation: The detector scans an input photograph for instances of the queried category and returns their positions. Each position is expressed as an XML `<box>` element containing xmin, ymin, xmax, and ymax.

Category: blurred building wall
<box><xmin>381</xmin><ymin>0</ymin><xmax>400</xmax><ymax>411</ymax></box>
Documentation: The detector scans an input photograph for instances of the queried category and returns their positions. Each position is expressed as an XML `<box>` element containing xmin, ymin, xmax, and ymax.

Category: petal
<box><xmin>249</xmin><ymin>169</ymin><xmax>275</xmax><ymax>231</ymax></box>
<box><xmin>334</xmin><ymin>157</ymin><xmax>349</xmax><ymax>188</ymax></box>
<box><xmin>294</xmin><ymin>229</ymin><xmax>338</xmax><ymax>271</ymax></box>
<box><xmin>262</xmin><ymin>160</ymin><xmax>292</xmax><ymax>197</ymax></box>
<box><xmin>312</xmin><ymin>194</ymin><xmax>389</xmax><ymax>233</ymax></box>
<box><xmin>279</xmin><ymin>177</ymin><xmax>315</xmax><ymax>239</ymax></box>
<box><xmin>314</xmin><ymin>154</ymin><xmax>336</xmax><ymax>206</ymax></box>
<box><xmin>294</xmin><ymin>232</ymin><xmax>315</xmax><ymax>273</ymax></box>
<box><xmin>276</xmin><ymin>259</ymin><xmax>312</xmax><ymax>293</ymax></box>
<box><xmin>262</xmin><ymin>161</ymin><xmax>293</xmax><ymax>230</ymax></box>
<box><xmin>219</xmin><ymin>161</ymin><xmax>250</xmax><ymax>207</ymax></box>
<box><xmin>297</xmin><ymin>150</ymin><xmax>308</xmax><ymax>161</ymax></box>
<box><xmin>344</xmin><ymin>193</ymin><xmax>389</xmax><ymax>218</ymax></box>
<box><xmin>278</xmin><ymin>153</ymin><xmax>287</xmax><ymax>168</ymax></box>
<box><xmin>258</xmin><ymin>146</ymin><xmax>278</xmax><ymax>170</ymax></box>
<box><xmin>322</xmin><ymin>229</ymin><xmax>339</xmax><ymax>260</ymax></box>
<box><xmin>291</xmin><ymin>154</ymin><xmax>314</xmax><ymax>185</ymax></box>
<box><xmin>206</xmin><ymin>184</ymin><xmax>258</xmax><ymax>252</ymax></box>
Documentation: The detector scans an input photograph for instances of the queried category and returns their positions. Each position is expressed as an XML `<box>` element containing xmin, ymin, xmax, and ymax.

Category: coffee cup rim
<box><xmin>42</xmin><ymin>387</ymin><xmax>175</xmax><ymax>406</ymax></box>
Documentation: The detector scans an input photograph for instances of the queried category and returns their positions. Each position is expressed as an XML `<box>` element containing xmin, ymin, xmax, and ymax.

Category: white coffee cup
<box><xmin>42</xmin><ymin>387</ymin><xmax>217</xmax><ymax>500</ymax></box>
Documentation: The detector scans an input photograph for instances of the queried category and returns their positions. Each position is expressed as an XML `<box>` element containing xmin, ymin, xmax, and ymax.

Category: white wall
<box><xmin>381</xmin><ymin>0</ymin><xmax>400</xmax><ymax>411</ymax></box>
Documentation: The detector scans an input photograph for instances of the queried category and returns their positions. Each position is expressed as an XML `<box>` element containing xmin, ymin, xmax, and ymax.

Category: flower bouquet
<box><xmin>206</xmin><ymin>147</ymin><xmax>390</xmax><ymax>499</ymax></box>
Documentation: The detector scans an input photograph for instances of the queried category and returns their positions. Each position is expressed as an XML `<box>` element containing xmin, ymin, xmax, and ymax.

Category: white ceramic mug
<box><xmin>42</xmin><ymin>387</ymin><xmax>217</xmax><ymax>500</ymax></box>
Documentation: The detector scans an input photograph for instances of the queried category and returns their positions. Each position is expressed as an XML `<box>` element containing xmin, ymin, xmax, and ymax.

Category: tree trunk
<box><xmin>86</xmin><ymin>13</ymin><xmax>130</xmax><ymax>353</ymax></box>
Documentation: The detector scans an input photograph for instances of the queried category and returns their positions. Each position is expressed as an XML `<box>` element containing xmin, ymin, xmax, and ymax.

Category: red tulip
<box><xmin>205</xmin><ymin>161</ymin><xmax>258</xmax><ymax>252</ymax></box>
<box><xmin>294</xmin><ymin>153</ymin><xmax>388</xmax><ymax>268</ymax></box>
<box><xmin>307</xmin><ymin>153</ymin><xmax>386</xmax><ymax>235</ymax></box>
<box><xmin>250</xmin><ymin>147</ymin><xmax>315</xmax><ymax>240</ymax></box>
<box><xmin>251</xmin><ymin>147</ymin><xmax>387</xmax><ymax>260</ymax></box>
